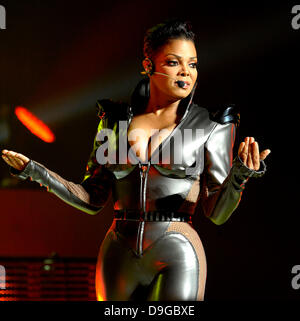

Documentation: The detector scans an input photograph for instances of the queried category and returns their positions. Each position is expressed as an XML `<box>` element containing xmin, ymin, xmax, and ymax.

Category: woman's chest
<box><xmin>98</xmin><ymin>107</ymin><xmax>214</xmax><ymax>179</ymax></box>
<box><xmin>127</xmin><ymin>113</ymin><xmax>178</xmax><ymax>163</ymax></box>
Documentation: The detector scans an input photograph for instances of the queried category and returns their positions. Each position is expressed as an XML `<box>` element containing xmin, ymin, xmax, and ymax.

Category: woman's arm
<box><xmin>200</xmin><ymin>123</ymin><xmax>268</xmax><ymax>225</ymax></box>
<box><xmin>2</xmin><ymin>117</ymin><xmax>113</xmax><ymax>215</ymax></box>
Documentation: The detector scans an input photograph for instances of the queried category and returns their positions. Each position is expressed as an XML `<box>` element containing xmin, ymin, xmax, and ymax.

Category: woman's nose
<box><xmin>179</xmin><ymin>64</ymin><xmax>189</xmax><ymax>76</ymax></box>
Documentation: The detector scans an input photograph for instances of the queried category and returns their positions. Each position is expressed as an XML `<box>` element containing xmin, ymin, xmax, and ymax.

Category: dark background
<box><xmin>0</xmin><ymin>0</ymin><xmax>299</xmax><ymax>300</ymax></box>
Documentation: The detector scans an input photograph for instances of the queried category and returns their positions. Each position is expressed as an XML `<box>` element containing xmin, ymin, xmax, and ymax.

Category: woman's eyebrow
<box><xmin>165</xmin><ymin>53</ymin><xmax>197</xmax><ymax>60</ymax></box>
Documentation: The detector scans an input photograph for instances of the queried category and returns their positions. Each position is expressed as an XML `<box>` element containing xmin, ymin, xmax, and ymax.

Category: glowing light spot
<box><xmin>15</xmin><ymin>106</ymin><xmax>55</xmax><ymax>143</ymax></box>
<box><xmin>96</xmin><ymin>293</ymin><xmax>104</xmax><ymax>301</ymax></box>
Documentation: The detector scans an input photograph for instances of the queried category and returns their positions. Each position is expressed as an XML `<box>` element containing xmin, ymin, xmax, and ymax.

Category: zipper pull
<box><xmin>139</xmin><ymin>161</ymin><xmax>151</xmax><ymax>212</ymax></box>
<box><xmin>139</xmin><ymin>161</ymin><xmax>150</xmax><ymax>177</ymax></box>
<box><xmin>141</xmin><ymin>165</ymin><xmax>148</xmax><ymax>177</ymax></box>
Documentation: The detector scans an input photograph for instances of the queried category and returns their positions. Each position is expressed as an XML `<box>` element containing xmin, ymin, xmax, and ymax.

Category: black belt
<box><xmin>113</xmin><ymin>210</ymin><xmax>192</xmax><ymax>222</ymax></box>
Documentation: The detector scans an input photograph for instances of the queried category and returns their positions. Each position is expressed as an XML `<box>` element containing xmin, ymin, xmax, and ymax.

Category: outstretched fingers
<box><xmin>250</xmin><ymin>140</ymin><xmax>260</xmax><ymax>171</ymax></box>
<box><xmin>1</xmin><ymin>149</ymin><xmax>29</xmax><ymax>171</ymax></box>
<box><xmin>260</xmin><ymin>149</ymin><xmax>271</xmax><ymax>161</ymax></box>
<box><xmin>2</xmin><ymin>153</ymin><xmax>13</xmax><ymax>167</ymax></box>
<box><xmin>247</xmin><ymin>137</ymin><xmax>254</xmax><ymax>169</ymax></box>
<box><xmin>238</xmin><ymin>137</ymin><xmax>271</xmax><ymax>170</ymax></box>
<box><xmin>238</xmin><ymin>138</ymin><xmax>248</xmax><ymax>163</ymax></box>
<box><xmin>238</xmin><ymin>141</ymin><xmax>245</xmax><ymax>160</ymax></box>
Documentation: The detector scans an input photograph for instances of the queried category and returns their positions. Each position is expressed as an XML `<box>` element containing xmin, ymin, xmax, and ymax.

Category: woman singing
<box><xmin>1</xmin><ymin>19</ymin><xmax>270</xmax><ymax>301</ymax></box>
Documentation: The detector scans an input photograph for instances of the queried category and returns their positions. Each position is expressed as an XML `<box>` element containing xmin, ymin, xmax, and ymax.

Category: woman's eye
<box><xmin>166</xmin><ymin>60</ymin><xmax>198</xmax><ymax>68</ymax></box>
<box><xmin>166</xmin><ymin>60</ymin><xmax>178</xmax><ymax>66</ymax></box>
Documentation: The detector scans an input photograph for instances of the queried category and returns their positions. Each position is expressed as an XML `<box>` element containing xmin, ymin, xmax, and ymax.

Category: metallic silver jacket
<box><xmin>10</xmin><ymin>83</ymin><xmax>266</xmax><ymax>225</ymax></box>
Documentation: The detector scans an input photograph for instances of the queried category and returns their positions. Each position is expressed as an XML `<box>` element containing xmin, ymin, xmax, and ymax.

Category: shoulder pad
<box><xmin>96</xmin><ymin>99</ymin><xmax>129</xmax><ymax>121</ymax></box>
<box><xmin>209</xmin><ymin>105</ymin><xmax>240</xmax><ymax>127</ymax></box>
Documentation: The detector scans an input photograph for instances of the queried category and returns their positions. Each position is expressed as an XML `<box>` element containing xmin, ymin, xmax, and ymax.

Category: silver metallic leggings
<box><xmin>95</xmin><ymin>219</ymin><xmax>206</xmax><ymax>301</ymax></box>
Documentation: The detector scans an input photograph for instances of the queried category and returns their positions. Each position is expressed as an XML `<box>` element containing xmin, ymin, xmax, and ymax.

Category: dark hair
<box><xmin>143</xmin><ymin>19</ymin><xmax>195</xmax><ymax>59</ymax></box>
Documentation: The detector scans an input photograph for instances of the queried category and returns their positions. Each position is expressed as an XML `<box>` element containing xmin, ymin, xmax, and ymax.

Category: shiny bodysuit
<box><xmin>10</xmin><ymin>79</ymin><xmax>266</xmax><ymax>301</ymax></box>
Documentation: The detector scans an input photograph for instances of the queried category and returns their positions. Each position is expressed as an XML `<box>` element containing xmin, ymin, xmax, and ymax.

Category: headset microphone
<box><xmin>153</xmin><ymin>72</ymin><xmax>186</xmax><ymax>88</ymax></box>
<box><xmin>176</xmin><ymin>80</ymin><xmax>186</xmax><ymax>89</ymax></box>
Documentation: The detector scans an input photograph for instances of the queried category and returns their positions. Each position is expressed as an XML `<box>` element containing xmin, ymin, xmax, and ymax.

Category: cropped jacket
<box><xmin>10</xmin><ymin>79</ymin><xmax>266</xmax><ymax>225</ymax></box>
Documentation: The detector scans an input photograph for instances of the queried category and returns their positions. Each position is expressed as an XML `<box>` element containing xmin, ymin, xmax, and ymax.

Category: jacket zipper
<box><xmin>139</xmin><ymin>161</ymin><xmax>150</xmax><ymax>211</ymax></box>
<box><xmin>127</xmin><ymin>99</ymin><xmax>194</xmax><ymax>255</ymax></box>
<box><xmin>136</xmin><ymin>160</ymin><xmax>150</xmax><ymax>256</ymax></box>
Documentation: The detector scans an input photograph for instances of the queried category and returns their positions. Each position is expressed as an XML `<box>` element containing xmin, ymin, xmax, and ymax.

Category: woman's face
<box><xmin>148</xmin><ymin>39</ymin><xmax>198</xmax><ymax>101</ymax></box>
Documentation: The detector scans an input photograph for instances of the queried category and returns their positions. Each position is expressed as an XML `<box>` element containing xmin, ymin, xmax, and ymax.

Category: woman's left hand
<box><xmin>238</xmin><ymin>137</ymin><xmax>271</xmax><ymax>171</ymax></box>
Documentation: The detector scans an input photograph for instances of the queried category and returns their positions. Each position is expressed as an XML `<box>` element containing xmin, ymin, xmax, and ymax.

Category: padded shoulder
<box><xmin>209</xmin><ymin>105</ymin><xmax>240</xmax><ymax>127</ymax></box>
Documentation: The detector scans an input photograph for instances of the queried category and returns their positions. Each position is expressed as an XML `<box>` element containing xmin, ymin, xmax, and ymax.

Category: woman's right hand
<box><xmin>1</xmin><ymin>150</ymin><xmax>30</xmax><ymax>171</ymax></box>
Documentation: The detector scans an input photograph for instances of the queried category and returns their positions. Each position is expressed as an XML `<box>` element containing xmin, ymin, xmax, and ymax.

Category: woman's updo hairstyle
<box><xmin>132</xmin><ymin>19</ymin><xmax>195</xmax><ymax>112</ymax></box>
<box><xmin>143</xmin><ymin>19</ymin><xmax>195</xmax><ymax>60</ymax></box>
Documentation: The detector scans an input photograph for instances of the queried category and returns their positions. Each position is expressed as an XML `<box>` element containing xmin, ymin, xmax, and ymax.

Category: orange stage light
<box><xmin>15</xmin><ymin>106</ymin><xmax>55</xmax><ymax>143</ymax></box>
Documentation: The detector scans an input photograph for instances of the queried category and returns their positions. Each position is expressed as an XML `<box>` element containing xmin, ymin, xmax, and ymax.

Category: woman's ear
<box><xmin>142</xmin><ymin>57</ymin><xmax>153</xmax><ymax>75</ymax></box>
